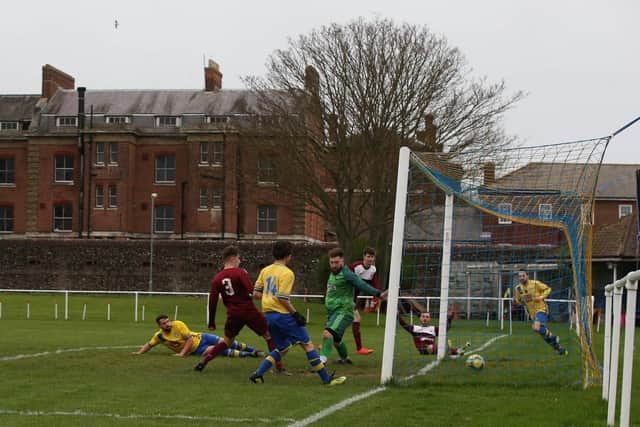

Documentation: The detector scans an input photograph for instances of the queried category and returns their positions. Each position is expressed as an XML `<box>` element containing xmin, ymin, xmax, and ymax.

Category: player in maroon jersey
<box><xmin>398</xmin><ymin>311</ymin><xmax>469</xmax><ymax>356</ymax></box>
<box><xmin>194</xmin><ymin>245</ymin><xmax>281</xmax><ymax>372</ymax></box>
<box><xmin>348</xmin><ymin>247</ymin><xmax>379</xmax><ymax>355</ymax></box>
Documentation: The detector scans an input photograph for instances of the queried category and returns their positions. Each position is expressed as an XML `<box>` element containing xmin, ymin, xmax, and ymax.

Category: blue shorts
<box><xmin>265</xmin><ymin>312</ymin><xmax>310</xmax><ymax>351</ymax></box>
<box><xmin>534</xmin><ymin>312</ymin><xmax>547</xmax><ymax>324</ymax></box>
<box><xmin>192</xmin><ymin>333</ymin><xmax>222</xmax><ymax>356</ymax></box>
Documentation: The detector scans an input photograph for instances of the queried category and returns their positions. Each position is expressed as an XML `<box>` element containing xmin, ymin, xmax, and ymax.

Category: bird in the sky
<box><xmin>114</xmin><ymin>19</ymin><xmax>119</xmax><ymax>29</ymax></box>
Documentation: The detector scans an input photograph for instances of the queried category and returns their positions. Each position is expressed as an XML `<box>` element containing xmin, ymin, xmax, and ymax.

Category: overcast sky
<box><xmin>1</xmin><ymin>0</ymin><xmax>638</xmax><ymax>164</ymax></box>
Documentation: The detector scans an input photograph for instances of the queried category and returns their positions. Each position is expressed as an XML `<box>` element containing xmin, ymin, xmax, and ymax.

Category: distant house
<box><xmin>0</xmin><ymin>62</ymin><xmax>325</xmax><ymax>241</ymax></box>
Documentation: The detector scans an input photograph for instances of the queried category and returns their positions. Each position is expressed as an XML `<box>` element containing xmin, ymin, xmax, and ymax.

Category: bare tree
<box><xmin>244</xmin><ymin>18</ymin><xmax>523</xmax><ymax>284</ymax></box>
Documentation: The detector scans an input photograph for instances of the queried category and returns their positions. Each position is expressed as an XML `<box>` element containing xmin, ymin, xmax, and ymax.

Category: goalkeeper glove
<box><xmin>292</xmin><ymin>311</ymin><xmax>307</xmax><ymax>326</ymax></box>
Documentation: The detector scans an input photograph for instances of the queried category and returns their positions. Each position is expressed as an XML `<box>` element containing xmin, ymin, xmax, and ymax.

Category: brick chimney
<box><xmin>304</xmin><ymin>65</ymin><xmax>320</xmax><ymax>97</ymax></box>
<box><xmin>42</xmin><ymin>64</ymin><xmax>75</xmax><ymax>99</ymax></box>
<box><xmin>204</xmin><ymin>59</ymin><xmax>222</xmax><ymax>91</ymax></box>
<box><xmin>417</xmin><ymin>114</ymin><xmax>439</xmax><ymax>151</ymax></box>
<box><xmin>484</xmin><ymin>162</ymin><xmax>496</xmax><ymax>186</ymax></box>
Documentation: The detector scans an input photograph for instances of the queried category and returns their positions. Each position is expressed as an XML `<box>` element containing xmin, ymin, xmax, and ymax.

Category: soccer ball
<box><xmin>465</xmin><ymin>354</ymin><xmax>485</xmax><ymax>371</ymax></box>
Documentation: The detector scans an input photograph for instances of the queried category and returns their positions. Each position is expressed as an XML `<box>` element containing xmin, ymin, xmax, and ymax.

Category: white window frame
<box><xmin>0</xmin><ymin>121</ymin><xmax>19</xmax><ymax>131</ymax></box>
<box><xmin>498</xmin><ymin>202</ymin><xmax>512</xmax><ymax>225</ymax></box>
<box><xmin>258</xmin><ymin>157</ymin><xmax>277</xmax><ymax>184</ymax></box>
<box><xmin>155</xmin><ymin>116</ymin><xmax>180</xmax><ymax>128</ymax></box>
<box><xmin>212</xmin><ymin>188</ymin><xmax>222</xmax><ymax>209</ymax></box>
<box><xmin>56</xmin><ymin>116</ymin><xmax>77</xmax><ymax>128</ymax></box>
<box><xmin>619</xmin><ymin>204</ymin><xmax>632</xmax><ymax>219</ymax></box>
<box><xmin>199</xmin><ymin>143</ymin><xmax>209</xmax><ymax>164</ymax></box>
<box><xmin>0</xmin><ymin>157</ymin><xmax>15</xmax><ymax>184</ymax></box>
<box><xmin>154</xmin><ymin>205</ymin><xmax>175</xmax><ymax>233</ymax></box>
<box><xmin>108</xmin><ymin>185</ymin><xmax>117</xmax><ymax>208</ymax></box>
<box><xmin>95</xmin><ymin>142</ymin><xmax>105</xmax><ymax>165</ymax></box>
<box><xmin>0</xmin><ymin>206</ymin><xmax>13</xmax><ymax>232</ymax></box>
<box><xmin>199</xmin><ymin>188</ymin><xmax>208</xmax><ymax>209</ymax></box>
<box><xmin>95</xmin><ymin>185</ymin><xmax>104</xmax><ymax>208</ymax></box>
<box><xmin>155</xmin><ymin>155</ymin><xmax>176</xmax><ymax>183</ymax></box>
<box><xmin>109</xmin><ymin>143</ymin><xmax>119</xmax><ymax>165</ymax></box>
<box><xmin>257</xmin><ymin>206</ymin><xmax>277</xmax><ymax>234</ymax></box>
<box><xmin>54</xmin><ymin>155</ymin><xmax>74</xmax><ymax>183</ymax></box>
<box><xmin>207</xmin><ymin>115</ymin><xmax>229</xmax><ymax>124</ymax></box>
<box><xmin>105</xmin><ymin>116</ymin><xmax>130</xmax><ymax>124</ymax></box>
<box><xmin>53</xmin><ymin>203</ymin><xmax>72</xmax><ymax>232</ymax></box>
<box><xmin>538</xmin><ymin>203</ymin><xmax>553</xmax><ymax>220</ymax></box>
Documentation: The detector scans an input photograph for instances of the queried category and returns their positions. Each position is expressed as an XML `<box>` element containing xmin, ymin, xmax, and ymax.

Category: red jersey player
<box><xmin>348</xmin><ymin>247</ymin><xmax>379</xmax><ymax>355</ymax></box>
<box><xmin>194</xmin><ymin>245</ymin><xmax>280</xmax><ymax>372</ymax></box>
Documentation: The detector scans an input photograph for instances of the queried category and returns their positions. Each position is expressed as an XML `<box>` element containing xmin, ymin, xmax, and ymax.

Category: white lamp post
<box><xmin>149</xmin><ymin>192</ymin><xmax>158</xmax><ymax>292</ymax></box>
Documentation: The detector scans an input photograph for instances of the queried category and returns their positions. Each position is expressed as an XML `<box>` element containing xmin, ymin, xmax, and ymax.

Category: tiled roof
<box><xmin>592</xmin><ymin>213</ymin><xmax>638</xmax><ymax>258</ymax></box>
<box><xmin>497</xmin><ymin>163</ymin><xmax>640</xmax><ymax>199</ymax></box>
<box><xmin>40</xmin><ymin>89</ymin><xmax>284</xmax><ymax>116</ymax></box>
<box><xmin>0</xmin><ymin>95</ymin><xmax>41</xmax><ymax>121</ymax></box>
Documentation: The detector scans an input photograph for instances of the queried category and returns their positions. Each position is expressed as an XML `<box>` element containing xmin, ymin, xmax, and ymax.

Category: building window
<box><xmin>199</xmin><ymin>143</ymin><xmax>209</xmax><ymax>164</ymax></box>
<box><xmin>105</xmin><ymin>116</ymin><xmax>130</xmax><ymax>124</ymax></box>
<box><xmin>109</xmin><ymin>143</ymin><xmax>119</xmax><ymax>164</ymax></box>
<box><xmin>498</xmin><ymin>202</ymin><xmax>512</xmax><ymax>224</ymax></box>
<box><xmin>155</xmin><ymin>116</ymin><xmax>180</xmax><ymax>128</ymax></box>
<box><xmin>212</xmin><ymin>188</ymin><xmax>222</xmax><ymax>209</ymax></box>
<box><xmin>0</xmin><ymin>157</ymin><xmax>15</xmax><ymax>184</ymax></box>
<box><xmin>95</xmin><ymin>185</ymin><xmax>104</xmax><ymax>208</ymax></box>
<box><xmin>108</xmin><ymin>185</ymin><xmax>117</xmax><ymax>208</ymax></box>
<box><xmin>207</xmin><ymin>115</ymin><xmax>229</xmax><ymax>124</ymax></box>
<box><xmin>55</xmin><ymin>155</ymin><xmax>74</xmax><ymax>182</ymax></box>
<box><xmin>539</xmin><ymin>203</ymin><xmax>553</xmax><ymax>220</ymax></box>
<box><xmin>56</xmin><ymin>116</ymin><xmax>77</xmax><ymax>127</ymax></box>
<box><xmin>154</xmin><ymin>205</ymin><xmax>174</xmax><ymax>233</ymax></box>
<box><xmin>155</xmin><ymin>155</ymin><xmax>176</xmax><ymax>183</ymax></box>
<box><xmin>258</xmin><ymin>157</ymin><xmax>277</xmax><ymax>184</ymax></box>
<box><xmin>257</xmin><ymin>206</ymin><xmax>277</xmax><ymax>233</ymax></box>
<box><xmin>199</xmin><ymin>142</ymin><xmax>224</xmax><ymax>165</ymax></box>
<box><xmin>619</xmin><ymin>204</ymin><xmax>632</xmax><ymax>219</ymax></box>
<box><xmin>0</xmin><ymin>206</ymin><xmax>13</xmax><ymax>232</ymax></box>
<box><xmin>199</xmin><ymin>188</ymin><xmax>208</xmax><ymax>209</ymax></box>
<box><xmin>95</xmin><ymin>142</ymin><xmax>105</xmax><ymax>165</ymax></box>
<box><xmin>53</xmin><ymin>203</ymin><xmax>72</xmax><ymax>232</ymax></box>
<box><xmin>0</xmin><ymin>121</ymin><xmax>19</xmax><ymax>131</ymax></box>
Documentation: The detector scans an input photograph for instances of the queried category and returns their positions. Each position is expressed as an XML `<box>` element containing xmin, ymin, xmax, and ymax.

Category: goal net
<box><xmin>382</xmin><ymin>138</ymin><xmax>608</xmax><ymax>387</ymax></box>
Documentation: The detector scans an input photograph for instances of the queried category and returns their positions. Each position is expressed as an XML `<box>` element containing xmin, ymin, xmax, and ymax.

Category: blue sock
<box><xmin>306</xmin><ymin>349</ymin><xmax>331</xmax><ymax>383</ymax></box>
<box><xmin>230</xmin><ymin>341</ymin><xmax>255</xmax><ymax>353</ymax></box>
<box><xmin>256</xmin><ymin>349</ymin><xmax>281</xmax><ymax>376</ymax></box>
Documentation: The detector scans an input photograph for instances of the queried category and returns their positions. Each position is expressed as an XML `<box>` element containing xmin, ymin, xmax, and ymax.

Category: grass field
<box><xmin>0</xmin><ymin>292</ymin><xmax>638</xmax><ymax>427</ymax></box>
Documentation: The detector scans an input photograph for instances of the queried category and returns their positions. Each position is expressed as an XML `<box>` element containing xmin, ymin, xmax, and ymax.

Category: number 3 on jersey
<box><xmin>222</xmin><ymin>278</ymin><xmax>235</xmax><ymax>296</ymax></box>
<box><xmin>265</xmin><ymin>276</ymin><xmax>278</xmax><ymax>297</ymax></box>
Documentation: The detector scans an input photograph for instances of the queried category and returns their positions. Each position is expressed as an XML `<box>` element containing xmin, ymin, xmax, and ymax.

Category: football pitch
<box><xmin>0</xmin><ymin>293</ymin><xmax>637</xmax><ymax>427</ymax></box>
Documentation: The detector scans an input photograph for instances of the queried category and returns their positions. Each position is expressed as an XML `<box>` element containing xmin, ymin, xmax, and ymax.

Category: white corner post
<box><xmin>380</xmin><ymin>146</ymin><xmax>410</xmax><ymax>384</ymax></box>
<box><xmin>619</xmin><ymin>276</ymin><xmax>637</xmax><ymax>427</ymax></box>
<box><xmin>602</xmin><ymin>285</ymin><xmax>613</xmax><ymax>400</ymax></box>
<box><xmin>437</xmin><ymin>192</ymin><xmax>454</xmax><ymax>360</ymax></box>
<box><xmin>606</xmin><ymin>281</ymin><xmax>625</xmax><ymax>426</ymax></box>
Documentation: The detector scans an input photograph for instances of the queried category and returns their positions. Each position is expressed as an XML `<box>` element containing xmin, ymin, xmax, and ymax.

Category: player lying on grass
<box><xmin>513</xmin><ymin>270</ymin><xmax>567</xmax><ymax>356</ymax></box>
<box><xmin>398</xmin><ymin>311</ymin><xmax>469</xmax><ymax>356</ymax></box>
<box><xmin>194</xmin><ymin>245</ymin><xmax>281</xmax><ymax>372</ymax></box>
<box><xmin>249</xmin><ymin>240</ymin><xmax>345</xmax><ymax>386</ymax></box>
<box><xmin>132</xmin><ymin>314</ymin><xmax>264</xmax><ymax>358</ymax></box>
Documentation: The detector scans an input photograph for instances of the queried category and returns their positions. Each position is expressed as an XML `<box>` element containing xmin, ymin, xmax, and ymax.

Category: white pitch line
<box><xmin>0</xmin><ymin>409</ymin><xmax>294</xmax><ymax>423</ymax></box>
<box><xmin>289</xmin><ymin>334</ymin><xmax>509</xmax><ymax>426</ymax></box>
<box><xmin>0</xmin><ymin>345</ymin><xmax>138</xmax><ymax>362</ymax></box>
<box><xmin>288</xmin><ymin>387</ymin><xmax>386</xmax><ymax>427</ymax></box>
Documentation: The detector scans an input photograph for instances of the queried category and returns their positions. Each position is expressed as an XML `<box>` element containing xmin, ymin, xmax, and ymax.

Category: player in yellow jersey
<box><xmin>249</xmin><ymin>240</ymin><xmax>345</xmax><ymax>386</ymax></box>
<box><xmin>513</xmin><ymin>271</ymin><xmax>567</xmax><ymax>355</ymax></box>
<box><xmin>132</xmin><ymin>314</ymin><xmax>263</xmax><ymax>358</ymax></box>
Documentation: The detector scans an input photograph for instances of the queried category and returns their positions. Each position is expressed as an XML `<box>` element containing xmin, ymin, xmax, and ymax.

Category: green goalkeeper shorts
<box><xmin>325</xmin><ymin>311</ymin><xmax>354</xmax><ymax>341</ymax></box>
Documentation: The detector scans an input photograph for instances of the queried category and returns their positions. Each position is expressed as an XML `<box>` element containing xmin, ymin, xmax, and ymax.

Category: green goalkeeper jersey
<box><xmin>325</xmin><ymin>266</ymin><xmax>380</xmax><ymax>315</ymax></box>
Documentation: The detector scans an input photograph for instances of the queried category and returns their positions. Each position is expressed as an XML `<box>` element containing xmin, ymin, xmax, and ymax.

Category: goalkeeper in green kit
<box><xmin>319</xmin><ymin>247</ymin><xmax>386</xmax><ymax>365</ymax></box>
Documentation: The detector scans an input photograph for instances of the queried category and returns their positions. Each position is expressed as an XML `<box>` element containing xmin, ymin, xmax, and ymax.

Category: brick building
<box><xmin>0</xmin><ymin>62</ymin><xmax>326</xmax><ymax>241</ymax></box>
